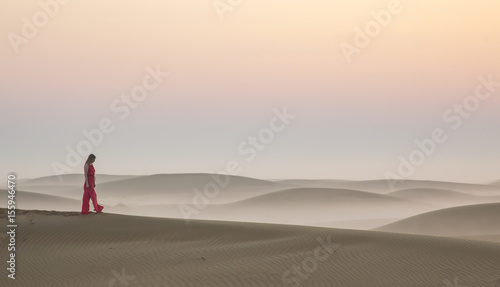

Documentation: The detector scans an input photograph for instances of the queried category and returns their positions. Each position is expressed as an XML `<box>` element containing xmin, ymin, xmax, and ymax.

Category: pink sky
<box><xmin>1</xmin><ymin>1</ymin><xmax>499</xmax><ymax>182</ymax></box>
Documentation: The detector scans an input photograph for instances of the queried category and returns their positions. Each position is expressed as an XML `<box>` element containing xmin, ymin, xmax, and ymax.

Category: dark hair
<box><xmin>85</xmin><ymin>154</ymin><xmax>96</xmax><ymax>165</ymax></box>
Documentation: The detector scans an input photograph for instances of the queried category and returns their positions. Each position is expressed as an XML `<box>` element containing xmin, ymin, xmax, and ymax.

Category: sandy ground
<box><xmin>1</xmin><ymin>174</ymin><xmax>500</xmax><ymax>286</ymax></box>
<box><xmin>1</xmin><ymin>209</ymin><xmax>500</xmax><ymax>287</ymax></box>
<box><xmin>375</xmin><ymin>202</ymin><xmax>500</xmax><ymax>240</ymax></box>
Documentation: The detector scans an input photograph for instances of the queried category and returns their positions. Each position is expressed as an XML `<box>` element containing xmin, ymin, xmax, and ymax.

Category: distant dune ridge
<box><xmin>375</xmin><ymin>202</ymin><xmax>500</xmax><ymax>241</ymax></box>
<box><xmin>388</xmin><ymin>188</ymin><xmax>500</xmax><ymax>207</ymax></box>
<box><xmin>20</xmin><ymin>174</ymin><xmax>138</xmax><ymax>186</ymax></box>
<box><xmin>1</xmin><ymin>209</ymin><xmax>500</xmax><ymax>287</ymax></box>
<box><xmin>276</xmin><ymin>178</ymin><xmax>500</xmax><ymax>195</ymax></box>
<box><xmin>19</xmin><ymin>173</ymin><xmax>286</xmax><ymax>204</ymax></box>
<box><xmin>0</xmin><ymin>190</ymin><xmax>80</xmax><ymax>212</ymax></box>
<box><xmin>2</xmin><ymin>174</ymin><xmax>500</xmax><ymax>286</ymax></box>
<box><xmin>203</xmin><ymin>187</ymin><xmax>435</xmax><ymax>224</ymax></box>
<box><xmin>6</xmin><ymin>173</ymin><xmax>500</xmax><ymax>231</ymax></box>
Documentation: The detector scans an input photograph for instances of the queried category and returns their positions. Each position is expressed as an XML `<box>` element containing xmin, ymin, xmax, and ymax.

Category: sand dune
<box><xmin>17</xmin><ymin>174</ymin><xmax>500</xmax><ymax>206</ymax></box>
<box><xmin>120</xmin><ymin>188</ymin><xmax>436</xmax><ymax>227</ymax></box>
<box><xmin>274</xmin><ymin>178</ymin><xmax>500</xmax><ymax>195</ymax></box>
<box><xmin>387</xmin><ymin>179</ymin><xmax>500</xmax><ymax>195</ymax></box>
<box><xmin>9</xmin><ymin>174</ymin><xmax>500</xmax><ymax>233</ymax></box>
<box><xmin>388</xmin><ymin>188</ymin><xmax>500</xmax><ymax>207</ymax></box>
<box><xmin>312</xmin><ymin>218</ymin><xmax>401</xmax><ymax>230</ymax></box>
<box><xmin>1</xmin><ymin>209</ymin><xmax>499</xmax><ymax>287</ymax></box>
<box><xmin>375</xmin><ymin>202</ymin><xmax>500</xmax><ymax>241</ymax></box>
<box><xmin>43</xmin><ymin>173</ymin><xmax>286</xmax><ymax>205</ymax></box>
<box><xmin>0</xmin><ymin>189</ymin><xmax>81</xmax><ymax>212</ymax></box>
<box><xmin>1</xmin><ymin>178</ymin><xmax>32</xmax><ymax>185</ymax></box>
<box><xmin>0</xmin><ymin>189</ymin><xmax>129</xmax><ymax>214</ymax></box>
<box><xmin>20</xmin><ymin>173</ymin><xmax>138</xmax><ymax>186</ymax></box>
<box><xmin>218</xmin><ymin>188</ymin><xmax>436</xmax><ymax>222</ymax></box>
<box><xmin>16</xmin><ymin>174</ymin><xmax>140</xmax><ymax>199</ymax></box>
<box><xmin>14</xmin><ymin>184</ymin><xmax>81</xmax><ymax>193</ymax></box>
<box><xmin>460</xmin><ymin>234</ymin><xmax>500</xmax><ymax>243</ymax></box>
<box><xmin>225</xmin><ymin>187</ymin><xmax>429</xmax><ymax>207</ymax></box>
<box><xmin>389</xmin><ymin>180</ymin><xmax>500</xmax><ymax>196</ymax></box>
<box><xmin>94</xmin><ymin>173</ymin><xmax>280</xmax><ymax>194</ymax></box>
<box><xmin>274</xmin><ymin>179</ymin><xmax>396</xmax><ymax>193</ymax></box>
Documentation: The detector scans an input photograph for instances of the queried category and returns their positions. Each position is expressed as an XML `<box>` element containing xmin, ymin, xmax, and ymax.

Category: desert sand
<box><xmin>375</xmin><ymin>202</ymin><xmax>500</xmax><ymax>241</ymax></box>
<box><xmin>1</xmin><ymin>208</ymin><xmax>500</xmax><ymax>287</ymax></box>
<box><xmin>9</xmin><ymin>174</ymin><xmax>500</xmax><ymax>229</ymax></box>
<box><xmin>1</xmin><ymin>173</ymin><xmax>500</xmax><ymax>286</ymax></box>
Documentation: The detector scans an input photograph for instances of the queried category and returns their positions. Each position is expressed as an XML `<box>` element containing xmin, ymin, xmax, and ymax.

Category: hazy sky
<box><xmin>1</xmin><ymin>0</ymin><xmax>499</xmax><ymax>183</ymax></box>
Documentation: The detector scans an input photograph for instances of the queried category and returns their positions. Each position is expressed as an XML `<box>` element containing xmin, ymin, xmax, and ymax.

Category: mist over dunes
<box><xmin>375</xmin><ymin>202</ymin><xmax>500</xmax><ymax>240</ymax></box>
<box><xmin>3</xmin><ymin>173</ymin><xmax>500</xmax><ymax>286</ymax></box>
<box><xmin>10</xmin><ymin>173</ymin><xmax>500</xmax><ymax>232</ymax></box>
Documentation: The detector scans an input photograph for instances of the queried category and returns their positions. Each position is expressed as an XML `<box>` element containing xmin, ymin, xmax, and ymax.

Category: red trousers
<box><xmin>82</xmin><ymin>181</ymin><xmax>103</xmax><ymax>214</ymax></box>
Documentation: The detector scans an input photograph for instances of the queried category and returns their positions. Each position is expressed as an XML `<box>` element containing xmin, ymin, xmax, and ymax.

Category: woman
<box><xmin>82</xmin><ymin>154</ymin><xmax>104</xmax><ymax>214</ymax></box>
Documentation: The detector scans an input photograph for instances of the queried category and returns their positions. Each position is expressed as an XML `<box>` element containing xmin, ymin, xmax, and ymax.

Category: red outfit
<box><xmin>81</xmin><ymin>164</ymin><xmax>103</xmax><ymax>214</ymax></box>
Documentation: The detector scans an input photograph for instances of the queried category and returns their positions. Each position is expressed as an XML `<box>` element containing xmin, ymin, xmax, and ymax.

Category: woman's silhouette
<box><xmin>82</xmin><ymin>154</ymin><xmax>104</xmax><ymax>214</ymax></box>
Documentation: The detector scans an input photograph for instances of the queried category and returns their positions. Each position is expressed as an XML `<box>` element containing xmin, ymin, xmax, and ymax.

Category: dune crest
<box><xmin>375</xmin><ymin>202</ymin><xmax>500</xmax><ymax>242</ymax></box>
